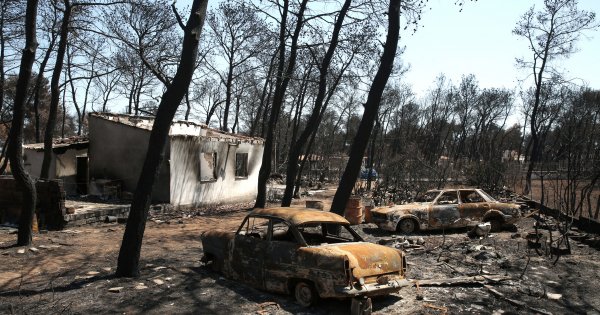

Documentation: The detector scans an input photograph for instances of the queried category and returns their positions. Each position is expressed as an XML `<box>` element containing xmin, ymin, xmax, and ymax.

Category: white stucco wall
<box><xmin>23</xmin><ymin>149</ymin><xmax>55</xmax><ymax>180</ymax></box>
<box><xmin>23</xmin><ymin>147</ymin><xmax>86</xmax><ymax>195</ymax></box>
<box><xmin>169</xmin><ymin>136</ymin><xmax>264</xmax><ymax>206</ymax></box>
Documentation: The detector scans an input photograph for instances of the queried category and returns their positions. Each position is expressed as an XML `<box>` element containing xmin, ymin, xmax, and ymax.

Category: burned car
<box><xmin>371</xmin><ymin>188</ymin><xmax>521</xmax><ymax>233</ymax></box>
<box><xmin>201</xmin><ymin>207</ymin><xmax>408</xmax><ymax>312</ymax></box>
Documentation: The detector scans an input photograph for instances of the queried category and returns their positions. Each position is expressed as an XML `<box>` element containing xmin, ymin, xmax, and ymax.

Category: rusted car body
<box><xmin>201</xmin><ymin>207</ymin><xmax>408</xmax><ymax>308</ymax></box>
<box><xmin>371</xmin><ymin>189</ymin><xmax>521</xmax><ymax>233</ymax></box>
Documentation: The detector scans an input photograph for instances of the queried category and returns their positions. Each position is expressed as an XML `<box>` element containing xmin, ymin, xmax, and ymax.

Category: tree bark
<box><xmin>330</xmin><ymin>0</ymin><xmax>401</xmax><ymax>216</ymax></box>
<box><xmin>116</xmin><ymin>0</ymin><xmax>208</xmax><ymax>278</ymax></box>
<box><xmin>41</xmin><ymin>0</ymin><xmax>71</xmax><ymax>180</ymax></box>
<box><xmin>7</xmin><ymin>0</ymin><xmax>39</xmax><ymax>246</ymax></box>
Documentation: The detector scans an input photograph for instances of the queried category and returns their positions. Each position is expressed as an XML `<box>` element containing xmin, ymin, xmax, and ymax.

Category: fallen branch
<box><xmin>412</xmin><ymin>275</ymin><xmax>512</xmax><ymax>287</ymax></box>
<box><xmin>484</xmin><ymin>285</ymin><xmax>552</xmax><ymax>315</ymax></box>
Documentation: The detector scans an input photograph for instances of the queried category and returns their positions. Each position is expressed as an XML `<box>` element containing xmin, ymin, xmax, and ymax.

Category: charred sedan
<box><xmin>201</xmin><ymin>207</ymin><xmax>409</xmax><ymax>312</ymax></box>
<box><xmin>371</xmin><ymin>188</ymin><xmax>521</xmax><ymax>233</ymax></box>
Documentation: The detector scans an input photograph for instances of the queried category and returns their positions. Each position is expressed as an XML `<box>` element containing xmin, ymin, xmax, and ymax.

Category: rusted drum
<box><xmin>306</xmin><ymin>200</ymin><xmax>324</xmax><ymax>210</ymax></box>
<box><xmin>363</xmin><ymin>205</ymin><xmax>374</xmax><ymax>223</ymax></box>
<box><xmin>345</xmin><ymin>197</ymin><xmax>363</xmax><ymax>225</ymax></box>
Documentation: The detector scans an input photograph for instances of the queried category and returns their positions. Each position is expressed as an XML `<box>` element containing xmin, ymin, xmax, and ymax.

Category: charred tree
<box><xmin>116</xmin><ymin>0</ymin><xmax>208</xmax><ymax>278</ymax></box>
<box><xmin>254</xmin><ymin>0</ymin><xmax>308</xmax><ymax>208</ymax></box>
<box><xmin>40</xmin><ymin>0</ymin><xmax>71</xmax><ymax>179</ymax></box>
<box><xmin>7</xmin><ymin>0</ymin><xmax>39</xmax><ymax>246</ymax></box>
<box><xmin>514</xmin><ymin>0</ymin><xmax>598</xmax><ymax>195</ymax></box>
<box><xmin>330</xmin><ymin>0</ymin><xmax>400</xmax><ymax>216</ymax></box>
<box><xmin>281</xmin><ymin>0</ymin><xmax>352</xmax><ymax>207</ymax></box>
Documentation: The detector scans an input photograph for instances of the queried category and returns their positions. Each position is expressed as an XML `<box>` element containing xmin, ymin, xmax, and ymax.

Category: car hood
<box><xmin>303</xmin><ymin>242</ymin><xmax>404</xmax><ymax>279</ymax></box>
<box><xmin>371</xmin><ymin>203</ymin><xmax>429</xmax><ymax>215</ymax></box>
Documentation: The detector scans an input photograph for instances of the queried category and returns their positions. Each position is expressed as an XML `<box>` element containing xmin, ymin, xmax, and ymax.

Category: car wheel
<box><xmin>294</xmin><ymin>281</ymin><xmax>317</xmax><ymax>307</ymax></box>
<box><xmin>350</xmin><ymin>297</ymin><xmax>372</xmax><ymax>315</ymax></box>
<box><xmin>397</xmin><ymin>219</ymin><xmax>416</xmax><ymax>234</ymax></box>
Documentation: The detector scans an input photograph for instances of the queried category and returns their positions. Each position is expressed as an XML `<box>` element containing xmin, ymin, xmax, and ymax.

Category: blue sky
<box><xmin>399</xmin><ymin>0</ymin><xmax>600</xmax><ymax>98</ymax></box>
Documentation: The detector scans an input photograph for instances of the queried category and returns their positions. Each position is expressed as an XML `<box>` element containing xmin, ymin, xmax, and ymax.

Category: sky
<box><xmin>399</xmin><ymin>0</ymin><xmax>600</xmax><ymax>99</ymax></box>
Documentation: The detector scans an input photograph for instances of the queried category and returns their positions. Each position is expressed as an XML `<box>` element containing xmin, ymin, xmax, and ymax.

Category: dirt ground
<box><xmin>1</xmin><ymin>188</ymin><xmax>600</xmax><ymax>315</ymax></box>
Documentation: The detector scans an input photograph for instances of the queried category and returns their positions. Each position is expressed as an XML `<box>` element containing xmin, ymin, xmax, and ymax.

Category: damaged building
<box><xmin>88</xmin><ymin>113</ymin><xmax>264</xmax><ymax>207</ymax></box>
<box><xmin>23</xmin><ymin>137</ymin><xmax>89</xmax><ymax>196</ymax></box>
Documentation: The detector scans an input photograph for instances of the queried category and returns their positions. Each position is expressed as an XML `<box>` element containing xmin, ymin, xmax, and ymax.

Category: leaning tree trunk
<box><xmin>7</xmin><ymin>0</ymin><xmax>39</xmax><ymax>246</ymax></box>
<box><xmin>116</xmin><ymin>0</ymin><xmax>208</xmax><ymax>278</ymax></box>
<box><xmin>254</xmin><ymin>0</ymin><xmax>308</xmax><ymax>208</ymax></box>
<box><xmin>330</xmin><ymin>0</ymin><xmax>400</xmax><ymax>216</ymax></box>
<box><xmin>41</xmin><ymin>0</ymin><xmax>71</xmax><ymax>180</ymax></box>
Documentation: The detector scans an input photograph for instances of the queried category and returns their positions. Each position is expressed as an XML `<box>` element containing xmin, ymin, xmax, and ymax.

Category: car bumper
<box><xmin>332</xmin><ymin>278</ymin><xmax>411</xmax><ymax>298</ymax></box>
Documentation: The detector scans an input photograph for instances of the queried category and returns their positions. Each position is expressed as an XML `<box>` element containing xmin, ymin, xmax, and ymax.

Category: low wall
<box><xmin>0</xmin><ymin>176</ymin><xmax>66</xmax><ymax>230</ymax></box>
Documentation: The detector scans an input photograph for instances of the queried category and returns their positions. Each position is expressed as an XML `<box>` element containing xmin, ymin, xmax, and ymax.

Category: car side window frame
<box><xmin>236</xmin><ymin>215</ymin><xmax>270</xmax><ymax>240</ymax></box>
<box><xmin>268</xmin><ymin>218</ymin><xmax>300</xmax><ymax>244</ymax></box>
<box><xmin>435</xmin><ymin>191</ymin><xmax>459</xmax><ymax>205</ymax></box>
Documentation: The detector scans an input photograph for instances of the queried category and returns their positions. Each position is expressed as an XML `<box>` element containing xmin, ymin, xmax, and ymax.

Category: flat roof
<box><xmin>90</xmin><ymin>112</ymin><xmax>264</xmax><ymax>144</ymax></box>
<box><xmin>250</xmin><ymin>207</ymin><xmax>348</xmax><ymax>226</ymax></box>
<box><xmin>23</xmin><ymin>137</ymin><xmax>89</xmax><ymax>152</ymax></box>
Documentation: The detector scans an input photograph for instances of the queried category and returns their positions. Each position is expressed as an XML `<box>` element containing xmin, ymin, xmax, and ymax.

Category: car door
<box><xmin>263</xmin><ymin>218</ymin><xmax>300</xmax><ymax>293</ymax></box>
<box><xmin>458</xmin><ymin>190</ymin><xmax>488</xmax><ymax>226</ymax></box>
<box><xmin>429</xmin><ymin>190</ymin><xmax>461</xmax><ymax>228</ymax></box>
<box><xmin>232</xmin><ymin>216</ymin><xmax>269</xmax><ymax>289</ymax></box>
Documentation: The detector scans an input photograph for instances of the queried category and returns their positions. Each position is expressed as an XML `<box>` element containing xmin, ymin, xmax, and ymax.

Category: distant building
<box><xmin>88</xmin><ymin>113</ymin><xmax>264</xmax><ymax>207</ymax></box>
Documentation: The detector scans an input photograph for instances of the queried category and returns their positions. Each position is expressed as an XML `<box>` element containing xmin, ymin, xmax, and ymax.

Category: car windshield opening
<box><xmin>296</xmin><ymin>222</ymin><xmax>362</xmax><ymax>246</ymax></box>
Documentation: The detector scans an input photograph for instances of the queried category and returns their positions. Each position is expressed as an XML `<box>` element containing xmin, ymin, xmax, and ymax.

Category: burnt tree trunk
<box><xmin>7</xmin><ymin>0</ymin><xmax>39</xmax><ymax>246</ymax></box>
<box><xmin>330</xmin><ymin>0</ymin><xmax>400</xmax><ymax>216</ymax></box>
<box><xmin>281</xmin><ymin>0</ymin><xmax>351</xmax><ymax>207</ymax></box>
<box><xmin>41</xmin><ymin>0</ymin><xmax>71</xmax><ymax>180</ymax></box>
<box><xmin>116</xmin><ymin>0</ymin><xmax>208</xmax><ymax>278</ymax></box>
<box><xmin>254</xmin><ymin>0</ymin><xmax>308</xmax><ymax>208</ymax></box>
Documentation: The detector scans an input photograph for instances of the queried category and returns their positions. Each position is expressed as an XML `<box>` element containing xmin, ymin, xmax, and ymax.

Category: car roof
<box><xmin>249</xmin><ymin>207</ymin><xmax>349</xmax><ymax>226</ymax></box>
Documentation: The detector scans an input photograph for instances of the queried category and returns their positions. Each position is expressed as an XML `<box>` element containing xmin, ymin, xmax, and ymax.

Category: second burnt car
<box><xmin>201</xmin><ymin>207</ymin><xmax>409</xmax><ymax>313</ymax></box>
<box><xmin>371</xmin><ymin>188</ymin><xmax>521</xmax><ymax>233</ymax></box>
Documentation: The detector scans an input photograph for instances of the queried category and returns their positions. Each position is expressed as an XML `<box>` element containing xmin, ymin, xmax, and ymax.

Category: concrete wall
<box><xmin>24</xmin><ymin>149</ymin><xmax>56</xmax><ymax>180</ymax></box>
<box><xmin>23</xmin><ymin>147</ymin><xmax>86</xmax><ymax>196</ymax></box>
<box><xmin>0</xmin><ymin>176</ymin><xmax>66</xmax><ymax>229</ymax></box>
<box><xmin>169</xmin><ymin>136</ymin><xmax>264</xmax><ymax>206</ymax></box>
<box><xmin>88</xmin><ymin>116</ymin><xmax>170</xmax><ymax>202</ymax></box>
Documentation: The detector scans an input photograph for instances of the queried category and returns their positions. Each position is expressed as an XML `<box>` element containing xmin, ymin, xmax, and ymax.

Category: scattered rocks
<box><xmin>108</xmin><ymin>287</ymin><xmax>124</xmax><ymax>293</ymax></box>
<box><xmin>474</xmin><ymin>250</ymin><xmax>501</xmax><ymax>261</ymax></box>
<box><xmin>546</xmin><ymin>292</ymin><xmax>562</xmax><ymax>300</ymax></box>
<box><xmin>135</xmin><ymin>283</ymin><xmax>148</xmax><ymax>290</ymax></box>
<box><xmin>29</xmin><ymin>247</ymin><xmax>39</xmax><ymax>253</ymax></box>
<box><xmin>153</xmin><ymin>279</ymin><xmax>165</xmax><ymax>285</ymax></box>
<box><xmin>17</xmin><ymin>249</ymin><xmax>25</xmax><ymax>254</ymax></box>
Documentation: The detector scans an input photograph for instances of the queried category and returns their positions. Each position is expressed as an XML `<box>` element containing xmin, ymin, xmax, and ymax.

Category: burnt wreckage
<box><xmin>201</xmin><ymin>207</ymin><xmax>409</xmax><ymax>313</ymax></box>
<box><xmin>371</xmin><ymin>188</ymin><xmax>521</xmax><ymax>233</ymax></box>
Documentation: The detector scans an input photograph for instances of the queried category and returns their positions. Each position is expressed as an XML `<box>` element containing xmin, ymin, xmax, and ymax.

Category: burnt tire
<box><xmin>397</xmin><ymin>219</ymin><xmax>417</xmax><ymax>234</ymax></box>
<box><xmin>294</xmin><ymin>281</ymin><xmax>318</xmax><ymax>307</ymax></box>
